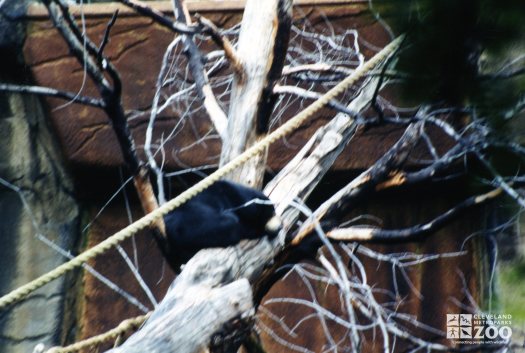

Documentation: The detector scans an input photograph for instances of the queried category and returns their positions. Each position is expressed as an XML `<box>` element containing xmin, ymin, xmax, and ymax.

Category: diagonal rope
<box><xmin>45</xmin><ymin>313</ymin><xmax>150</xmax><ymax>353</ymax></box>
<box><xmin>0</xmin><ymin>36</ymin><xmax>403</xmax><ymax>311</ymax></box>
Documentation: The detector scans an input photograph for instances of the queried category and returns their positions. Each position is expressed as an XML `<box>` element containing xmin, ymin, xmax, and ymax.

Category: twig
<box><xmin>273</xmin><ymin>84</ymin><xmax>361</xmax><ymax>118</ymax></box>
<box><xmin>42</xmin><ymin>0</ymin><xmax>165</xmax><ymax>235</ymax></box>
<box><xmin>196</xmin><ymin>14</ymin><xmax>244</xmax><ymax>77</ymax></box>
<box><xmin>327</xmin><ymin>188</ymin><xmax>504</xmax><ymax>241</ymax></box>
<box><xmin>375</xmin><ymin>137</ymin><xmax>479</xmax><ymax>190</ymax></box>
<box><xmin>98</xmin><ymin>10</ymin><xmax>119</xmax><ymax>59</ymax></box>
<box><xmin>45</xmin><ymin>0</ymin><xmax>110</xmax><ymax>88</ymax></box>
<box><xmin>117</xmin><ymin>0</ymin><xmax>201</xmax><ymax>35</ymax></box>
<box><xmin>0</xmin><ymin>83</ymin><xmax>105</xmax><ymax>108</ymax></box>
<box><xmin>170</xmin><ymin>0</ymin><xmax>228</xmax><ymax>140</ymax></box>
<box><xmin>422</xmin><ymin>112</ymin><xmax>525</xmax><ymax>209</ymax></box>
<box><xmin>282</xmin><ymin>63</ymin><xmax>354</xmax><ymax>76</ymax></box>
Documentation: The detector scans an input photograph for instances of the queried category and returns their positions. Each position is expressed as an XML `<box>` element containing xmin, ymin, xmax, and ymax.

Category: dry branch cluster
<box><xmin>1</xmin><ymin>0</ymin><xmax>524</xmax><ymax>352</ymax></box>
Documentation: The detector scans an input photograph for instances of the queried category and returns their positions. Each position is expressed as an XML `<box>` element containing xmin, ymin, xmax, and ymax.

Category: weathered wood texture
<box><xmin>266</xmin><ymin>74</ymin><xmax>380</xmax><ymax>231</ymax></box>
<box><xmin>76</xmin><ymin>201</ymin><xmax>174</xmax><ymax>347</ymax></box>
<box><xmin>100</xmin><ymin>2</ymin><xmax>294</xmax><ymax>350</ymax></box>
<box><xmin>219</xmin><ymin>0</ymin><xmax>292</xmax><ymax>188</ymax></box>
<box><xmin>22</xmin><ymin>0</ymin><xmax>450</xmax><ymax>178</ymax></box>
<box><xmin>106</xmin><ymin>279</ymin><xmax>254</xmax><ymax>353</ymax></box>
<box><xmin>18</xmin><ymin>2</ymin><xmax>488</xmax><ymax>352</ymax></box>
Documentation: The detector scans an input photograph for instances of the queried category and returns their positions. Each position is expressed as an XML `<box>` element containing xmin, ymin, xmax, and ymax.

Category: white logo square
<box><xmin>447</xmin><ymin>326</ymin><xmax>459</xmax><ymax>339</ymax></box>
<box><xmin>460</xmin><ymin>326</ymin><xmax>472</xmax><ymax>338</ymax></box>
<box><xmin>447</xmin><ymin>314</ymin><xmax>459</xmax><ymax>326</ymax></box>
<box><xmin>460</xmin><ymin>314</ymin><xmax>472</xmax><ymax>326</ymax></box>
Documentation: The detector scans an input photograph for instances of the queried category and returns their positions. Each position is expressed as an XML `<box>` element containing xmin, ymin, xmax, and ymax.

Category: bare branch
<box><xmin>267</xmin><ymin>73</ymin><xmax>387</xmax><ymax>233</ymax></box>
<box><xmin>41</xmin><ymin>0</ymin><xmax>166</xmax><ymax>236</ymax></box>
<box><xmin>170</xmin><ymin>0</ymin><xmax>228</xmax><ymax>140</ymax></box>
<box><xmin>273</xmin><ymin>84</ymin><xmax>359</xmax><ymax>117</ymax></box>
<box><xmin>292</xmin><ymin>120</ymin><xmax>424</xmax><ymax>245</ymax></box>
<box><xmin>116</xmin><ymin>0</ymin><xmax>201</xmax><ymax>35</ymax></box>
<box><xmin>282</xmin><ymin>63</ymin><xmax>354</xmax><ymax>76</ymax></box>
<box><xmin>220</xmin><ymin>0</ymin><xmax>293</xmax><ymax>187</ymax></box>
<box><xmin>422</xmin><ymin>112</ymin><xmax>525</xmax><ymax>208</ymax></box>
<box><xmin>375</xmin><ymin>136</ymin><xmax>479</xmax><ymax>190</ymax></box>
<box><xmin>44</xmin><ymin>0</ymin><xmax>110</xmax><ymax>88</ymax></box>
<box><xmin>195</xmin><ymin>14</ymin><xmax>243</xmax><ymax>77</ymax></box>
<box><xmin>97</xmin><ymin>10</ymin><xmax>119</xmax><ymax>58</ymax></box>
<box><xmin>327</xmin><ymin>188</ymin><xmax>504</xmax><ymax>241</ymax></box>
<box><xmin>106</xmin><ymin>279</ymin><xmax>254</xmax><ymax>353</ymax></box>
<box><xmin>0</xmin><ymin>83</ymin><xmax>105</xmax><ymax>108</ymax></box>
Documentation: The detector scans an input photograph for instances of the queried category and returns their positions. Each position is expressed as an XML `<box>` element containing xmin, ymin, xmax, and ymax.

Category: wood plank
<box><xmin>26</xmin><ymin>0</ymin><xmax>367</xmax><ymax>18</ymax></box>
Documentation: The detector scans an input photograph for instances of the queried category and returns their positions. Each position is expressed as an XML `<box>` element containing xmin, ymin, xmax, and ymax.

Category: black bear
<box><xmin>157</xmin><ymin>180</ymin><xmax>281</xmax><ymax>270</ymax></box>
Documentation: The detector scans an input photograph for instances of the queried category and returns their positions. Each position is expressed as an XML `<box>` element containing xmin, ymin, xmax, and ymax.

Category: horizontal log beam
<box><xmin>26</xmin><ymin>0</ymin><xmax>368</xmax><ymax>18</ymax></box>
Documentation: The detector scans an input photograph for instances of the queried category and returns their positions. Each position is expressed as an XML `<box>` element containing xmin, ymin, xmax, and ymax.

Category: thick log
<box><xmin>265</xmin><ymin>74</ymin><xmax>383</xmax><ymax>232</ymax></box>
<box><xmin>106</xmin><ymin>279</ymin><xmax>254</xmax><ymax>353</ymax></box>
<box><xmin>219</xmin><ymin>0</ymin><xmax>292</xmax><ymax>187</ymax></box>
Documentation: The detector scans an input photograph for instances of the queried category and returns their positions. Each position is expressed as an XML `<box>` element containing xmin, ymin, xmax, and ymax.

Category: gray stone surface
<box><xmin>0</xmin><ymin>92</ymin><xmax>80</xmax><ymax>353</ymax></box>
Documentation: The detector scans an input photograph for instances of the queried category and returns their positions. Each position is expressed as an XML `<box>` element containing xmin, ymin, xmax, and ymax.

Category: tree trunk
<box><xmin>220</xmin><ymin>0</ymin><xmax>292</xmax><ymax>188</ymax></box>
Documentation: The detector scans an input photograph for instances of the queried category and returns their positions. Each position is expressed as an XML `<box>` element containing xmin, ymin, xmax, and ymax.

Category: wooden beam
<box><xmin>26</xmin><ymin>0</ymin><xmax>367</xmax><ymax>18</ymax></box>
<box><xmin>27</xmin><ymin>0</ymin><xmax>368</xmax><ymax>19</ymax></box>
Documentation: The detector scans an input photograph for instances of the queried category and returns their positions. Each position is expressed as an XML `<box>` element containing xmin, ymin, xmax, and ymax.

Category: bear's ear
<box><xmin>265</xmin><ymin>215</ymin><xmax>282</xmax><ymax>237</ymax></box>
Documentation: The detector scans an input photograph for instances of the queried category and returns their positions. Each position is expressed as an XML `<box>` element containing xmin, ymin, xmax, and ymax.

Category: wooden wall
<box><xmin>21</xmin><ymin>1</ymin><xmax>490</xmax><ymax>351</ymax></box>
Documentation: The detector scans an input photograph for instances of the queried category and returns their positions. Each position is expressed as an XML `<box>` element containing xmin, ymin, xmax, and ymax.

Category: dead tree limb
<box><xmin>282</xmin><ymin>63</ymin><xmax>354</xmax><ymax>77</ymax></box>
<box><xmin>266</xmin><ymin>74</ymin><xmax>384</xmax><ymax>233</ymax></box>
<box><xmin>41</xmin><ymin>0</ymin><xmax>164</xmax><ymax>233</ymax></box>
<box><xmin>116</xmin><ymin>0</ymin><xmax>229</xmax><ymax>139</ymax></box>
<box><xmin>117</xmin><ymin>0</ymin><xmax>201</xmax><ymax>34</ymax></box>
<box><xmin>220</xmin><ymin>0</ymin><xmax>293</xmax><ymax>188</ymax></box>
<box><xmin>171</xmin><ymin>0</ymin><xmax>228</xmax><ymax>140</ymax></box>
<box><xmin>196</xmin><ymin>14</ymin><xmax>243</xmax><ymax>76</ymax></box>
<box><xmin>106</xmin><ymin>279</ymin><xmax>254</xmax><ymax>353</ymax></box>
<box><xmin>273</xmin><ymin>84</ymin><xmax>360</xmax><ymax>117</ymax></box>
<box><xmin>374</xmin><ymin>136</ymin><xmax>479</xmax><ymax>191</ymax></box>
<box><xmin>292</xmin><ymin>120</ymin><xmax>424</xmax><ymax>245</ymax></box>
<box><xmin>105</xmin><ymin>52</ymin><xmax>396</xmax><ymax>353</ymax></box>
<box><xmin>102</xmin><ymin>2</ymin><xmax>294</xmax><ymax>351</ymax></box>
<box><xmin>0</xmin><ymin>84</ymin><xmax>105</xmax><ymax>108</ymax></box>
<box><xmin>327</xmin><ymin>188</ymin><xmax>503</xmax><ymax>241</ymax></box>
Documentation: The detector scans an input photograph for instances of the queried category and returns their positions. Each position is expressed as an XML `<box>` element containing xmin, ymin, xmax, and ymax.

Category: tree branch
<box><xmin>326</xmin><ymin>188</ymin><xmax>503</xmax><ymax>241</ymax></box>
<box><xmin>273</xmin><ymin>84</ymin><xmax>361</xmax><ymax>117</ymax></box>
<box><xmin>292</xmin><ymin>120</ymin><xmax>424</xmax><ymax>245</ymax></box>
<box><xmin>171</xmin><ymin>0</ymin><xmax>228</xmax><ymax>140</ymax></box>
<box><xmin>106</xmin><ymin>279</ymin><xmax>254</xmax><ymax>353</ymax></box>
<box><xmin>0</xmin><ymin>83</ymin><xmax>105</xmax><ymax>108</ymax></box>
<box><xmin>282</xmin><ymin>63</ymin><xmax>354</xmax><ymax>77</ymax></box>
<box><xmin>219</xmin><ymin>0</ymin><xmax>293</xmax><ymax>188</ymax></box>
<box><xmin>266</xmin><ymin>73</ymin><xmax>386</xmax><ymax>233</ymax></box>
<box><xmin>375</xmin><ymin>135</ymin><xmax>480</xmax><ymax>190</ymax></box>
<box><xmin>97</xmin><ymin>10</ymin><xmax>119</xmax><ymax>59</ymax></box>
<box><xmin>195</xmin><ymin>14</ymin><xmax>243</xmax><ymax>77</ymax></box>
<box><xmin>117</xmin><ymin>0</ymin><xmax>201</xmax><ymax>35</ymax></box>
<box><xmin>42</xmin><ymin>0</ymin><xmax>165</xmax><ymax>233</ymax></box>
